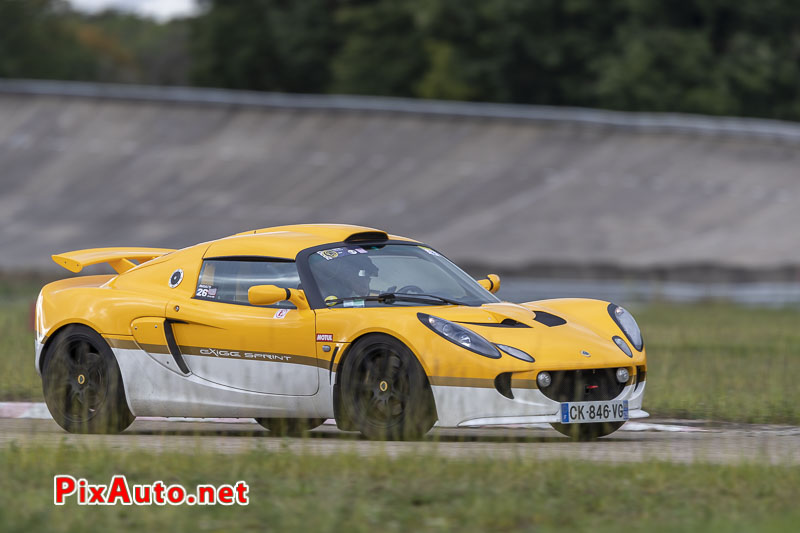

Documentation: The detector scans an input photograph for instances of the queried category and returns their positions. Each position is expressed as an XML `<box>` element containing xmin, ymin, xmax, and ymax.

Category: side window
<box><xmin>195</xmin><ymin>259</ymin><xmax>300</xmax><ymax>309</ymax></box>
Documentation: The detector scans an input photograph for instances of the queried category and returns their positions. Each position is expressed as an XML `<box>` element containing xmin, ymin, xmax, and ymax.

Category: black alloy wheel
<box><xmin>339</xmin><ymin>335</ymin><xmax>436</xmax><ymax>440</ymax></box>
<box><xmin>42</xmin><ymin>325</ymin><xmax>134</xmax><ymax>434</ymax></box>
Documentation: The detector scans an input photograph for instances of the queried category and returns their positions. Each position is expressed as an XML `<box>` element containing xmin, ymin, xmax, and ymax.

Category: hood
<box><xmin>425</xmin><ymin>300</ymin><xmax>633</xmax><ymax>369</ymax></box>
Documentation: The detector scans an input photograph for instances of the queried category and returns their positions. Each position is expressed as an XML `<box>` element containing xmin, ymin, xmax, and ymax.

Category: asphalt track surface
<box><xmin>2</xmin><ymin>418</ymin><xmax>799</xmax><ymax>465</ymax></box>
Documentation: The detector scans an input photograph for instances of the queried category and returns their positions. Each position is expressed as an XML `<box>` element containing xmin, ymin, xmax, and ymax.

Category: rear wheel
<box><xmin>550</xmin><ymin>421</ymin><xmax>624</xmax><ymax>441</ymax></box>
<box><xmin>255</xmin><ymin>418</ymin><xmax>325</xmax><ymax>436</ymax></box>
<box><xmin>339</xmin><ymin>335</ymin><xmax>436</xmax><ymax>440</ymax></box>
<box><xmin>42</xmin><ymin>325</ymin><xmax>134</xmax><ymax>434</ymax></box>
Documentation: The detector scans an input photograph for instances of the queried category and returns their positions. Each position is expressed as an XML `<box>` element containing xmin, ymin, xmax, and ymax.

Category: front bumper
<box><xmin>432</xmin><ymin>377</ymin><xmax>647</xmax><ymax>428</ymax></box>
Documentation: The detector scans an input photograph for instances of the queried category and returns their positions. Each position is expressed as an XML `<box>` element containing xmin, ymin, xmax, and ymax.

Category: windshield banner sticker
<box><xmin>317</xmin><ymin>247</ymin><xmax>368</xmax><ymax>260</ymax></box>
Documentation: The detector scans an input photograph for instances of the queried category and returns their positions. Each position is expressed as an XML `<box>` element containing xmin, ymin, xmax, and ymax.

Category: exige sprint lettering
<box><xmin>54</xmin><ymin>475</ymin><xmax>249</xmax><ymax>506</ymax></box>
<box><xmin>199</xmin><ymin>348</ymin><xmax>291</xmax><ymax>362</ymax></box>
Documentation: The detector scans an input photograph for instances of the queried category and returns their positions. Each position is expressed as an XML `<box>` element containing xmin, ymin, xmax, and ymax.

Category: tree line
<box><xmin>2</xmin><ymin>0</ymin><xmax>800</xmax><ymax>121</ymax></box>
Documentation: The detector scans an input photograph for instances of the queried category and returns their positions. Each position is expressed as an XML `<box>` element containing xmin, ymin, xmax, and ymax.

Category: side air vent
<box><xmin>345</xmin><ymin>231</ymin><xmax>389</xmax><ymax>243</ymax></box>
<box><xmin>163</xmin><ymin>319</ymin><xmax>191</xmax><ymax>375</ymax></box>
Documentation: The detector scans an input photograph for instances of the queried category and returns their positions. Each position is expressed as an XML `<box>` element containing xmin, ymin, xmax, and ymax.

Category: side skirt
<box><xmin>113</xmin><ymin>346</ymin><xmax>334</xmax><ymax>419</ymax></box>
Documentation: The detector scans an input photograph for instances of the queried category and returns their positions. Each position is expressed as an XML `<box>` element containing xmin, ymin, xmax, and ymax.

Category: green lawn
<box><xmin>634</xmin><ymin>303</ymin><xmax>800</xmax><ymax>423</ymax></box>
<box><xmin>3</xmin><ymin>278</ymin><xmax>800</xmax><ymax>423</ymax></box>
<box><xmin>0</xmin><ymin>279</ymin><xmax>45</xmax><ymax>402</ymax></box>
<box><xmin>1</xmin><ymin>444</ymin><xmax>798</xmax><ymax>532</ymax></box>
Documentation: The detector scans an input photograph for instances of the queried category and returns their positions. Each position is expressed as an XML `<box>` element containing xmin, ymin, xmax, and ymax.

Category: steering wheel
<box><xmin>397</xmin><ymin>285</ymin><xmax>424</xmax><ymax>294</ymax></box>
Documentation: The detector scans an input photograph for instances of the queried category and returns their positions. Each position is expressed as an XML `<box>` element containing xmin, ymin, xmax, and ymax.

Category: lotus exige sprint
<box><xmin>36</xmin><ymin>224</ymin><xmax>648</xmax><ymax>440</ymax></box>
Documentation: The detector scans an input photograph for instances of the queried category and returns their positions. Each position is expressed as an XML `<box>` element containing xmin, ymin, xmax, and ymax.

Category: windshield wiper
<box><xmin>326</xmin><ymin>292</ymin><xmax>464</xmax><ymax>307</ymax></box>
<box><xmin>378</xmin><ymin>292</ymin><xmax>464</xmax><ymax>306</ymax></box>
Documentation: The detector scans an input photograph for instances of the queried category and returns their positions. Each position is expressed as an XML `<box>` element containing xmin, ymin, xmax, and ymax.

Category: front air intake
<box><xmin>538</xmin><ymin>369</ymin><xmax>624</xmax><ymax>402</ymax></box>
<box><xmin>494</xmin><ymin>373</ymin><xmax>514</xmax><ymax>399</ymax></box>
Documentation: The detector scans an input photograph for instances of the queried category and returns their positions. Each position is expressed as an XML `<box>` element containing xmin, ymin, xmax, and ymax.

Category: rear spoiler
<box><xmin>52</xmin><ymin>247</ymin><xmax>175</xmax><ymax>274</ymax></box>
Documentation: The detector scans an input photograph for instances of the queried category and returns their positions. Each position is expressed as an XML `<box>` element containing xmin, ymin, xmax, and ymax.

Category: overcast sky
<box><xmin>68</xmin><ymin>0</ymin><xmax>199</xmax><ymax>21</ymax></box>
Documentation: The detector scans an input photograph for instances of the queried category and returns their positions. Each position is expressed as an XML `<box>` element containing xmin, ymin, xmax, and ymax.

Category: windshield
<box><xmin>307</xmin><ymin>244</ymin><xmax>500</xmax><ymax>307</ymax></box>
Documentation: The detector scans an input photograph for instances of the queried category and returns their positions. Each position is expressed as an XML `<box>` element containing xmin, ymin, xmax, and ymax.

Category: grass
<box><xmin>634</xmin><ymin>303</ymin><xmax>800</xmax><ymax>423</ymax></box>
<box><xmin>2</xmin><ymin>277</ymin><xmax>800</xmax><ymax>423</ymax></box>
<box><xmin>0</xmin><ymin>443</ymin><xmax>798</xmax><ymax>532</ymax></box>
<box><xmin>0</xmin><ymin>279</ymin><xmax>45</xmax><ymax>402</ymax></box>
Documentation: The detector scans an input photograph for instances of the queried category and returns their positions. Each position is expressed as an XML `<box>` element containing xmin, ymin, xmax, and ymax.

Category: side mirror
<box><xmin>477</xmin><ymin>274</ymin><xmax>501</xmax><ymax>294</ymax></box>
<box><xmin>248</xmin><ymin>285</ymin><xmax>310</xmax><ymax>310</ymax></box>
<box><xmin>248</xmin><ymin>285</ymin><xmax>287</xmax><ymax>306</ymax></box>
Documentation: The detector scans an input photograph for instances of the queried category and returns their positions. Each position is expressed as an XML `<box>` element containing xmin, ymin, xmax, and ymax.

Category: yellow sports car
<box><xmin>36</xmin><ymin>224</ymin><xmax>647</xmax><ymax>440</ymax></box>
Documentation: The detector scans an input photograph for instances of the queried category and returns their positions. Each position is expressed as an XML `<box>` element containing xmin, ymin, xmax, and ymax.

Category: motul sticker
<box><xmin>273</xmin><ymin>309</ymin><xmax>289</xmax><ymax>319</ymax></box>
<box><xmin>316</xmin><ymin>333</ymin><xmax>333</xmax><ymax>342</ymax></box>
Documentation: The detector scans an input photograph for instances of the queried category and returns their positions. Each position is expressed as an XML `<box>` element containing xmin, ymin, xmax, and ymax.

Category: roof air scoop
<box><xmin>345</xmin><ymin>231</ymin><xmax>388</xmax><ymax>243</ymax></box>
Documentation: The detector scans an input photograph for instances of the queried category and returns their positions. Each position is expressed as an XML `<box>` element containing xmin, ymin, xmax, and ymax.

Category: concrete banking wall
<box><xmin>1</xmin><ymin>79</ymin><xmax>799</xmax><ymax>278</ymax></box>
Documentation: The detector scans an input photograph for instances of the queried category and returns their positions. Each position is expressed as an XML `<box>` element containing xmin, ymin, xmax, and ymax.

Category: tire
<box><xmin>255</xmin><ymin>418</ymin><xmax>325</xmax><ymax>437</ymax></box>
<box><xmin>550</xmin><ymin>421</ymin><xmax>624</xmax><ymax>441</ymax></box>
<box><xmin>41</xmin><ymin>325</ymin><xmax>134</xmax><ymax>434</ymax></box>
<box><xmin>338</xmin><ymin>335</ymin><xmax>436</xmax><ymax>440</ymax></box>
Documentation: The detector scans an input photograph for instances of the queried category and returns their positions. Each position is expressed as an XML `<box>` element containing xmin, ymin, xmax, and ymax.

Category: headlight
<box><xmin>418</xmin><ymin>313</ymin><xmax>500</xmax><ymax>359</ymax></box>
<box><xmin>608</xmin><ymin>304</ymin><xmax>643</xmax><ymax>351</ymax></box>
<box><xmin>496</xmin><ymin>344</ymin><xmax>534</xmax><ymax>363</ymax></box>
<box><xmin>613</xmin><ymin>336</ymin><xmax>633</xmax><ymax>358</ymax></box>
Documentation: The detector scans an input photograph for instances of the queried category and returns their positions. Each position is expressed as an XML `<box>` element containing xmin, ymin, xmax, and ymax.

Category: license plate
<box><xmin>560</xmin><ymin>400</ymin><xmax>628</xmax><ymax>424</ymax></box>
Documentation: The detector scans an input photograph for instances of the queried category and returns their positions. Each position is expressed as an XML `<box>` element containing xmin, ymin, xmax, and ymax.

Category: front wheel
<box><xmin>339</xmin><ymin>335</ymin><xmax>436</xmax><ymax>440</ymax></box>
<box><xmin>42</xmin><ymin>325</ymin><xmax>134</xmax><ymax>434</ymax></box>
<box><xmin>550</xmin><ymin>421</ymin><xmax>625</xmax><ymax>441</ymax></box>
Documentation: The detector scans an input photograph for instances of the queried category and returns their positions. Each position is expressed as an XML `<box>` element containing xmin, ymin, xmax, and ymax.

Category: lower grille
<box><xmin>538</xmin><ymin>368</ymin><xmax>625</xmax><ymax>402</ymax></box>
